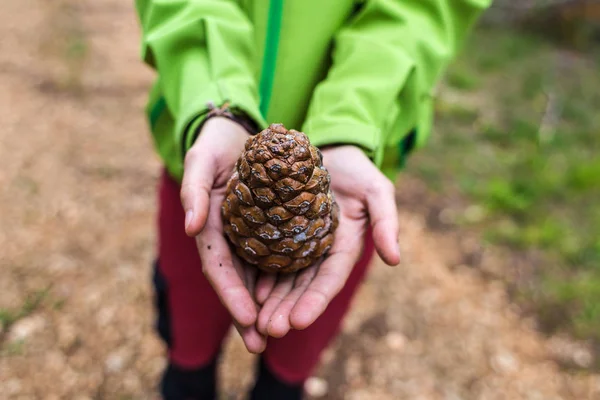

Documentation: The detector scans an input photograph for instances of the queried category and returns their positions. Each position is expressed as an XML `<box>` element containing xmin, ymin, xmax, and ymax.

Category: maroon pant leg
<box><xmin>157</xmin><ymin>170</ymin><xmax>232</xmax><ymax>368</ymax></box>
<box><xmin>263</xmin><ymin>233</ymin><xmax>374</xmax><ymax>384</ymax></box>
<box><xmin>156</xmin><ymin>170</ymin><xmax>374</xmax><ymax>380</ymax></box>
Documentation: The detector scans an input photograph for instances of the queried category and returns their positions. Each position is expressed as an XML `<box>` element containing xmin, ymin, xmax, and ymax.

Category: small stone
<box><xmin>321</xmin><ymin>347</ymin><xmax>335</xmax><ymax>364</ymax></box>
<box><xmin>345</xmin><ymin>355</ymin><xmax>362</xmax><ymax>379</ymax></box>
<box><xmin>57</xmin><ymin>319</ymin><xmax>78</xmax><ymax>350</ymax></box>
<box><xmin>385</xmin><ymin>332</ymin><xmax>407</xmax><ymax>351</ymax></box>
<box><xmin>594</xmin><ymin>376</ymin><xmax>600</xmax><ymax>392</ymax></box>
<box><xmin>490</xmin><ymin>351</ymin><xmax>519</xmax><ymax>374</ymax></box>
<box><xmin>5</xmin><ymin>378</ymin><xmax>22</xmax><ymax>395</ymax></box>
<box><xmin>523</xmin><ymin>390</ymin><xmax>544</xmax><ymax>400</ymax></box>
<box><xmin>8</xmin><ymin>314</ymin><xmax>46</xmax><ymax>342</ymax></box>
<box><xmin>547</xmin><ymin>335</ymin><xmax>595</xmax><ymax>368</ymax></box>
<box><xmin>96</xmin><ymin>306</ymin><xmax>116</xmax><ymax>326</ymax></box>
<box><xmin>61</xmin><ymin>366</ymin><xmax>79</xmax><ymax>390</ymax></box>
<box><xmin>147</xmin><ymin>357</ymin><xmax>167</xmax><ymax>377</ymax></box>
<box><xmin>304</xmin><ymin>377</ymin><xmax>328</xmax><ymax>398</ymax></box>
<box><xmin>105</xmin><ymin>354</ymin><xmax>124</xmax><ymax>372</ymax></box>
<box><xmin>572</xmin><ymin>347</ymin><xmax>593</xmax><ymax>368</ymax></box>
<box><xmin>444</xmin><ymin>390</ymin><xmax>464</xmax><ymax>400</ymax></box>
<box><xmin>438</xmin><ymin>208</ymin><xmax>457</xmax><ymax>224</ymax></box>
<box><xmin>122</xmin><ymin>372</ymin><xmax>142</xmax><ymax>392</ymax></box>
<box><xmin>105</xmin><ymin>348</ymin><xmax>132</xmax><ymax>373</ymax></box>
<box><xmin>463</xmin><ymin>205</ymin><xmax>485</xmax><ymax>223</ymax></box>
<box><xmin>49</xmin><ymin>254</ymin><xmax>77</xmax><ymax>272</ymax></box>
<box><xmin>46</xmin><ymin>350</ymin><xmax>67</xmax><ymax>370</ymax></box>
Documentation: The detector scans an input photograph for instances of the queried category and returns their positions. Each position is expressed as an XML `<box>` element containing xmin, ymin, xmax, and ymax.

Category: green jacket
<box><xmin>135</xmin><ymin>0</ymin><xmax>490</xmax><ymax>182</ymax></box>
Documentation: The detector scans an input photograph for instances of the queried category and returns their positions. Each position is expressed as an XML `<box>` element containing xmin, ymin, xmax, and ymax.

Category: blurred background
<box><xmin>1</xmin><ymin>0</ymin><xmax>599</xmax><ymax>398</ymax></box>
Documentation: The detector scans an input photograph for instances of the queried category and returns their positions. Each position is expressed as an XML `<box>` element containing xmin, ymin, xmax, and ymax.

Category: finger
<box><xmin>366</xmin><ymin>179</ymin><xmax>401</xmax><ymax>266</ymax></box>
<box><xmin>234</xmin><ymin>321</ymin><xmax>267</xmax><ymax>354</ymax></box>
<box><xmin>267</xmin><ymin>265</ymin><xmax>319</xmax><ymax>338</ymax></box>
<box><xmin>290</xmin><ymin>221</ymin><xmax>363</xmax><ymax>330</ymax></box>
<box><xmin>255</xmin><ymin>272</ymin><xmax>277</xmax><ymax>305</ymax></box>
<box><xmin>180</xmin><ymin>148</ymin><xmax>216</xmax><ymax>237</ymax></box>
<box><xmin>245</xmin><ymin>263</ymin><xmax>259</xmax><ymax>302</ymax></box>
<box><xmin>256</xmin><ymin>273</ymin><xmax>296</xmax><ymax>335</ymax></box>
<box><xmin>233</xmin><ymin>257</ymin><xmax>248</xmax><ymax>287</ymax></box>
<box><xmin>197</xmin><ymin>229</ymin><xmax>257</xmax><ymax>327</ymax></box>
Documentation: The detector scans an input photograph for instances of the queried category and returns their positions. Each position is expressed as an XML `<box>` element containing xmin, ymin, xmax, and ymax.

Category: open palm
<box><xmin>254</xmin><ymin>145</ymin><xmax>401</xmax><ymax>338</ymax></box>
<box><xmin>181</xmin><ymin>117</ymin><xmax>267</xmax><ymax>353</ymax></box>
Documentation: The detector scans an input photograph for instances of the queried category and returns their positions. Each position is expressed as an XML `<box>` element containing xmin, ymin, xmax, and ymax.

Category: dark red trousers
<box><xmin>156</xmin><ymin>170</ymin><xmax>374</xmax><ymax>384</ymax></box>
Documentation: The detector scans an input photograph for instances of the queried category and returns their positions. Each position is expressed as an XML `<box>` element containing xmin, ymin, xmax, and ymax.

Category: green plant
<box><xmin>409</xmin><ymin>24</ymin><xmax>600</xmax><ymax>349</ymax></box>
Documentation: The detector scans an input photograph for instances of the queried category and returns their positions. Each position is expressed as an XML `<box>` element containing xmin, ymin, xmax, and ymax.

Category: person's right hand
<box><xmin>252</xmin><ymin>145</ymin><xmax>401</xmax><ymax>339</ymax></box>
<box><xmin>180</xmin><ymin>116</ymin><xmax>267</xmax><ymax>354</ymax></box>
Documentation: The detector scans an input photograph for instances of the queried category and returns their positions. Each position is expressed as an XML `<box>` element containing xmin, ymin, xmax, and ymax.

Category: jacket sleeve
<box><xmin>301</xmin><ymin>0</ymin><xmax>491</xmax><ymax>167</ymax></box>
<box><xmin>135</xmin><ymin>0</ymin><xmax>266</xmax><ymax>155</ymax></box>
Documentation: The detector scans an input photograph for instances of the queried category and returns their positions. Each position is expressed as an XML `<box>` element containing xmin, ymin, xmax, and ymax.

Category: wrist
<box><xmin>185</xmin><ymin>102</ymin><xmax>259</xmax><ymax>153</ymax></box>
<box><xmin>200</xmin><ymin>116</ymin><xmax>251</xmax><ymax>139</ymax></box>
<box><xmin>203</xmin><ymin>101</ymin><xmax>258</xmax><ymax>135</ymax></box>
<box><xmin>319</xmin><ymin>143</ymin><xmax>370</xmax><ymax>159</ymax></box>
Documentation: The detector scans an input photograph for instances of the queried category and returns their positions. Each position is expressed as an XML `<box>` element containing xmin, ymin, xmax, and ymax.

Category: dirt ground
<box><xmin>1</xmin><ymin>1</ymin><xmax>599</xmax><ymax>399</ymax></box>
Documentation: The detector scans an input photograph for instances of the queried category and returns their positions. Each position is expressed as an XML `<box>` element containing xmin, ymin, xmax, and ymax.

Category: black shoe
<box><xmin>249</xmin><ymin>357</ymin><xmax>304</xmax><ymax>400</ymax></box>
<box><xmin>160</xmin><ymin>361</ymin><xmax>218</xmax><ymax>400</ymax></box>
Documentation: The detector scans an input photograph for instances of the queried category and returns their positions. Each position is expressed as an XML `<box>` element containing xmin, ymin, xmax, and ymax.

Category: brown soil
<box><xmin>1</xmin><ymin>1</ymin><xmax>599</xmax><ymax>399</ymax></box>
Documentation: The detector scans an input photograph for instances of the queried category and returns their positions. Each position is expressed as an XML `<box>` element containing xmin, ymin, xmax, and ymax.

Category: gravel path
<box><xmin>1</xmin><ymin>1</ymin><xmax>598</xmax><ymax>399</ymax></box>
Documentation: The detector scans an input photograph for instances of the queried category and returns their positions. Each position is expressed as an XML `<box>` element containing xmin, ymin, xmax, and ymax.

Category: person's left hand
<box><xmin>253</xmin><ymin>145</ymin><xmax>401</xmax><ymax>338</ymax></box>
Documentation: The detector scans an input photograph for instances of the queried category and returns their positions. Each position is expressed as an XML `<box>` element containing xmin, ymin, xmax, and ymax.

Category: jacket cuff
<box><xmin>302</xmin><ymin>119</ymin><xmax>384</xmax><ymax>167</ymax></box>
<box><xmin>176</xmin><ymin>80</ymin><xmax>267</xmax><ymax>155</ymax></box>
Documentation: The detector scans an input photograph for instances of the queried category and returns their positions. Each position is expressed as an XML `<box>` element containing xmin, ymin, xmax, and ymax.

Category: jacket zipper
<box><xmin>259</xmin><ymin>0</ymin><xmax>284</xmax><ymax>119</ymax></box>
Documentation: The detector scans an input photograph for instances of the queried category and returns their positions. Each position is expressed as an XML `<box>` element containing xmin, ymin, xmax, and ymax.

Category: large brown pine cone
<box><xmin>221</xmin><ymin>123</ymin><xmax>339</xmax><ymax>274</ymax></box>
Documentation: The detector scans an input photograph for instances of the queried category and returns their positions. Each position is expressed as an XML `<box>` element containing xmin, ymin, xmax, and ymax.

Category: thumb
<box><xmin>366</xmin><ymin>179</ymin><xmax>401</xmax><ymax>266</ymax></box>
<box><xmin>180</xmin><ymin>148</ymin><xmax>215</xmax><ymax>237</ymax></box>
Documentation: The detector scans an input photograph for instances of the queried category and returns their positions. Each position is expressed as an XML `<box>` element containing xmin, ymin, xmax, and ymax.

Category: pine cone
<box><xmin>221</xmin><ymin>123</ymin><xmax>339</xmax><ymax>274</ymax></box>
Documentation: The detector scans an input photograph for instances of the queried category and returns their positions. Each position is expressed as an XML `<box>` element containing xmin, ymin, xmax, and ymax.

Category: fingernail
<box><xmin>185</xmin><ymin>210</ymin><xmax>193</xmax><ymax>230</ymax></box>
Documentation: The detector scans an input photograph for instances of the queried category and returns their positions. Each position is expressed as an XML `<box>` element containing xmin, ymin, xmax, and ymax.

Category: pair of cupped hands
<box><xmin>181</xmin><ymin>117</ymin><xmax>401</xmax><ymax>353</ymax></box>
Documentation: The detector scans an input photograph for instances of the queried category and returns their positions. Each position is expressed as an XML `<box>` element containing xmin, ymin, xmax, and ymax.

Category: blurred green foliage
<box><xmin>409</xmin><ymin>26</ymin><xmax>600</xmax><ymax>344</ymax></box>
<box><xmin>0</xmin><ymin>289</ymin><xmax>49</xmax><ymax>330</ymax></box>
